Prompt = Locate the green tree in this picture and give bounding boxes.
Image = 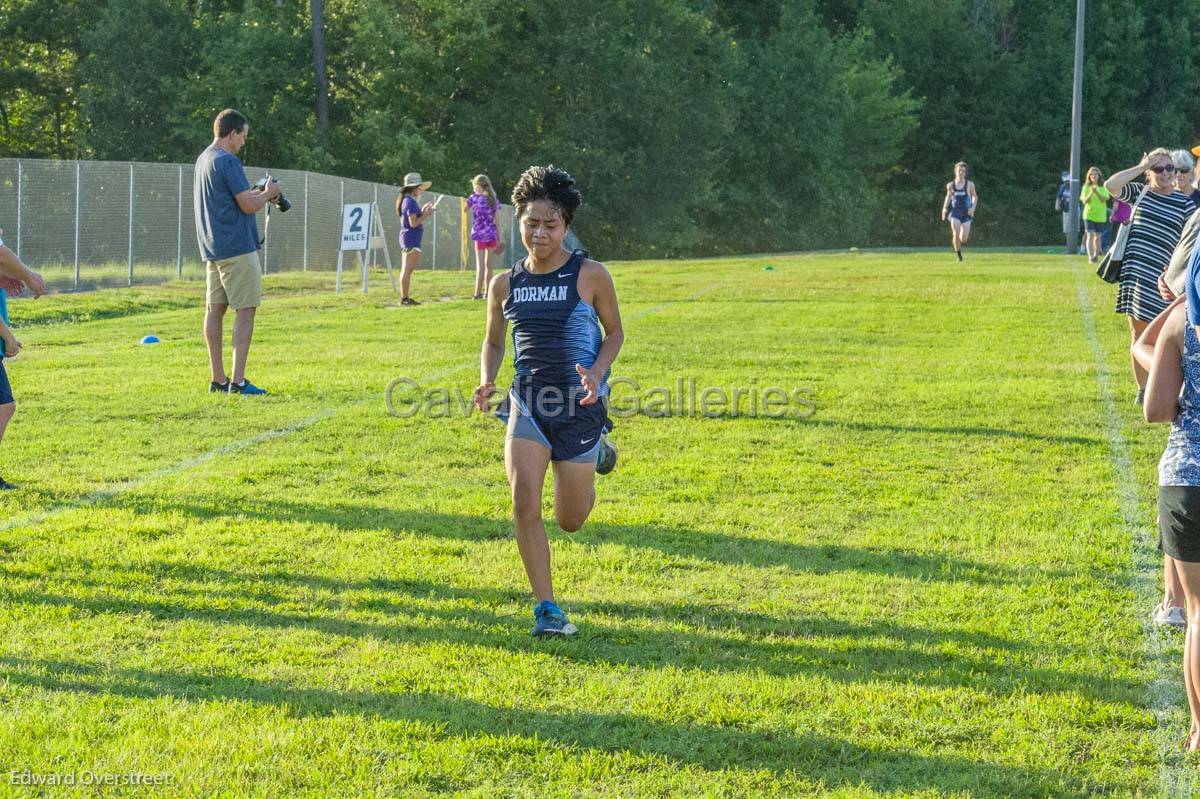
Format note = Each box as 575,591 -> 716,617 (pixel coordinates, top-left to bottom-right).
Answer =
710,1 -> 918,253
844,0 -> 1200,246
0,0 -> 97,157
7,0 -> 1195,254
78,0 -> 199,162
166,0 -> 327,171
344,0 -> 731,257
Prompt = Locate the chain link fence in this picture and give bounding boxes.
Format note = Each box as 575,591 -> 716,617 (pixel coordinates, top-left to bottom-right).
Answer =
0,158 -> 580,292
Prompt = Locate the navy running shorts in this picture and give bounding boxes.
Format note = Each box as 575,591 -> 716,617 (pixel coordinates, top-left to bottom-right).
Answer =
498,385 -> 609,462
0,361 -> 12,405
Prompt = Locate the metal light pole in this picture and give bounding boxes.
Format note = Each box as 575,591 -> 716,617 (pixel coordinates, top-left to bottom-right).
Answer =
1067,0 -> 1085,254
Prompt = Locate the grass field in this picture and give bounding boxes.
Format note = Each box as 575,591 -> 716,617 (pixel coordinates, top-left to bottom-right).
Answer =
0,250 -> 1190,797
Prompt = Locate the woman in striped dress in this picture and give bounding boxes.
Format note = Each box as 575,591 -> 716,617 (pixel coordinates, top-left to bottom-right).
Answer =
1107,148 -> 1196,403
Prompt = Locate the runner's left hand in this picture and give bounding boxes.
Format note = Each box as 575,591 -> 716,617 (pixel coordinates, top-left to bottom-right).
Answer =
576,364 -> 600,406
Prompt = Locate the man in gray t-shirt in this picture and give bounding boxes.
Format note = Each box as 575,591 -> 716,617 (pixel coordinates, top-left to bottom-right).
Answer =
195,109 -> 282,395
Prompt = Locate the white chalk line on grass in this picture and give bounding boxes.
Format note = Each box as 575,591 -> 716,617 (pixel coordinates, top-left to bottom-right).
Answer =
1071,263 -> 1191,796
2,280 -> 735,535
623,283 -> 723,323
0,405 -> 345,533
0,362 -> 473,534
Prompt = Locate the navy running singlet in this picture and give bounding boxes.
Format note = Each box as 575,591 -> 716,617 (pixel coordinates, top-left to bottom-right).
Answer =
949,181 -> 972,219
503,249 -> 609,401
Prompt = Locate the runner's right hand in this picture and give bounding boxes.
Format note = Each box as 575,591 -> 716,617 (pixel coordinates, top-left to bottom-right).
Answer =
473,382 -> 496,412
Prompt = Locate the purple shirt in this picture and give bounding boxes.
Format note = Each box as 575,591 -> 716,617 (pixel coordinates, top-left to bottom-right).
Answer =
399,195 -> 423,249
467,193 -> 499,243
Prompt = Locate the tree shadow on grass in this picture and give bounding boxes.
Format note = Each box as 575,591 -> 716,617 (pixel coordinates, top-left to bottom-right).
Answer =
117,495 -> 1085,591
631,413 -> 1103,447
0,654 -> 1092,797
0,557 -> 1142,707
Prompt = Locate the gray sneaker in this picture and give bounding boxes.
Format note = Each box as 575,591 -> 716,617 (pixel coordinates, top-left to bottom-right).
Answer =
1153,602 -> 1187,629
596,433 -> 618,476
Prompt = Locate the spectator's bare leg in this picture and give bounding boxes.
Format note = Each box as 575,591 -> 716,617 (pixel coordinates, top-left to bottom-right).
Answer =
0,402 -> 14,447
1177,560 -> 1200,750
231,306 -> 257,385
205,303 -> 228,383
401,249 -> 420,300
1130,316 -> 1150,389
1167,554 -> 1187,611
474,248 -> 486,297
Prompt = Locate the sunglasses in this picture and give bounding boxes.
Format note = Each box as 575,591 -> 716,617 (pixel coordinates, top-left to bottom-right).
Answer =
1179,168 -> 1193,174
1151,164 -> 1178,174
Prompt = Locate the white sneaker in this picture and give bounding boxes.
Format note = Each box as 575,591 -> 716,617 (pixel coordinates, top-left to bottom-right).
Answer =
1153,603 -> 1187,629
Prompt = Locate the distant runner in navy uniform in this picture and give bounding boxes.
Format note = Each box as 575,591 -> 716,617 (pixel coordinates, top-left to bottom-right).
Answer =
473,165 -> 624,638
941,161 -> 978,262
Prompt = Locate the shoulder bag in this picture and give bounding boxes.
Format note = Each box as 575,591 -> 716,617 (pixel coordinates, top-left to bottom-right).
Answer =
1097,183 -> 1150,283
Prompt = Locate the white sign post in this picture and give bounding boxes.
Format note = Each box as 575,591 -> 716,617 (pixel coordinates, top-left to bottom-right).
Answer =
336,202 -> 394,294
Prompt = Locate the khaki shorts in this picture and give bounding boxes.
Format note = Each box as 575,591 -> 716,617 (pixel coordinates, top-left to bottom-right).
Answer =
206,251 -> 262,309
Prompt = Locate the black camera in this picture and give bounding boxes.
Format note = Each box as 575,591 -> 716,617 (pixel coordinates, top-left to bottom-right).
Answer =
254,176 -> 292,213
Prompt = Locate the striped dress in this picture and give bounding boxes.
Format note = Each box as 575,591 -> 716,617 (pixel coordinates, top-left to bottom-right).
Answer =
1116,182 -> 1194,321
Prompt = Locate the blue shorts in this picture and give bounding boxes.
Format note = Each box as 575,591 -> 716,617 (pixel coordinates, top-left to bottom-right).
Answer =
1084,219 -> 1107,233
949,211 -> 972,223
498,386 -> 610,462
0,362 -> 11,405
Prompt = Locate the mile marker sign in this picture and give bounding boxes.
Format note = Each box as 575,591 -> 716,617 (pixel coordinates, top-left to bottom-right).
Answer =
340,203 -> 373,251
336,201 -> 395,294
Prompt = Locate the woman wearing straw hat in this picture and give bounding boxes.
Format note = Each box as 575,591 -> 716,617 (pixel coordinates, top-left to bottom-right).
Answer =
395,172 -> 439,306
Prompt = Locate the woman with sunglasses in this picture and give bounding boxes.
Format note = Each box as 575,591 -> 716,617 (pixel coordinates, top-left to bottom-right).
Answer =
1175,149 -> 1200,205
1106,148 -> 1197,403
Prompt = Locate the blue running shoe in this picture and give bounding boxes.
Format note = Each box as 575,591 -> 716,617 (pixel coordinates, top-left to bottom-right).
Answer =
595,433 -> 618,476
230,380 -> 268,396
531,600 -> 578,637
209,379 -> 230,393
